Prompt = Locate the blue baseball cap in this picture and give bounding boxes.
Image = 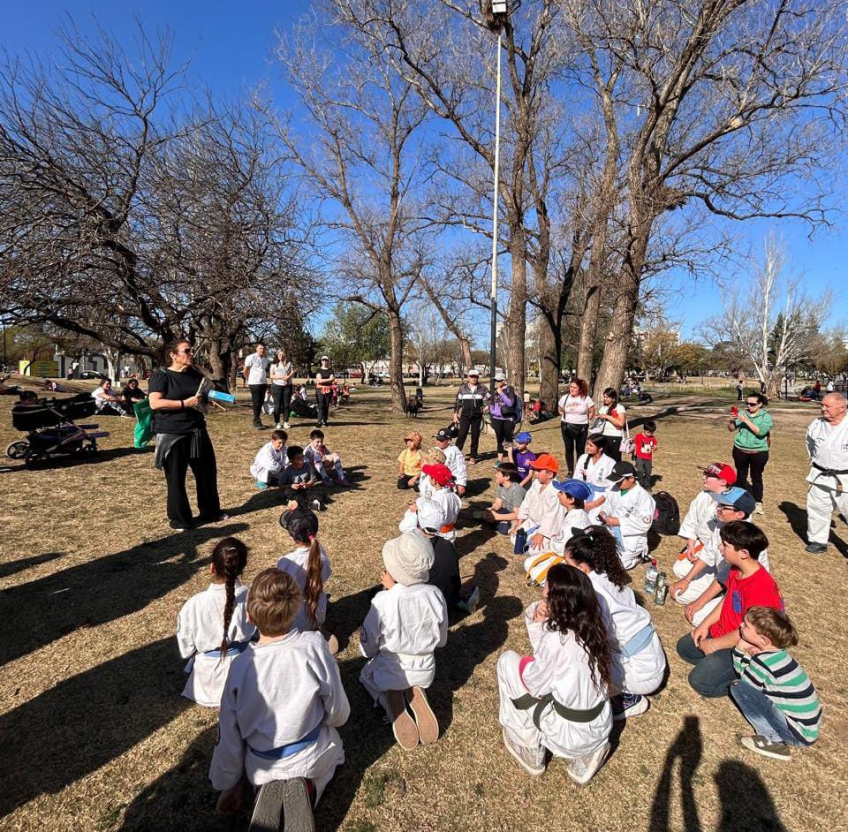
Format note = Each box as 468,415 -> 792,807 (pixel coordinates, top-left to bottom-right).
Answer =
552,479 -> 593,501
515,431 -> 532,443
710,486 -> 756,516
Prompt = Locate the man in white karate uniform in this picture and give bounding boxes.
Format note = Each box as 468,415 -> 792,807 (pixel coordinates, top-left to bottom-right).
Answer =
805,392 -> 848,554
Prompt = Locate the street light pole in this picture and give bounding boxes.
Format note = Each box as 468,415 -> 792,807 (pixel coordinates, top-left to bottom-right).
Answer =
490,28 -> 502,388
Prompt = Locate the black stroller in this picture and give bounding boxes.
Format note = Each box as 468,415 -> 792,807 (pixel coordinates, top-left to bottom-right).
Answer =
7,393 -> 110,465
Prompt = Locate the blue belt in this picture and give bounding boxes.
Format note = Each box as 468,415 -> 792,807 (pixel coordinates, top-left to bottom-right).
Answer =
248,724 -> 322,761
204,640 -> 250,659
618,623 -> 655,659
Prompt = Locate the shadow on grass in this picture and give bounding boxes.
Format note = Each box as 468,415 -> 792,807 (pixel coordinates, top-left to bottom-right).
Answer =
0,444 -> 152,474
649,716 -> 703,832
0,550 -> 65,579
0,637 -> 192,820
778,499 -> 848,558
714,760 -> 788,832
0,522 -> 248,669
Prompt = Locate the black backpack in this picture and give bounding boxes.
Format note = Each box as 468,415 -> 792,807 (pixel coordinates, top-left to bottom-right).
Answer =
652,491 -> 680,535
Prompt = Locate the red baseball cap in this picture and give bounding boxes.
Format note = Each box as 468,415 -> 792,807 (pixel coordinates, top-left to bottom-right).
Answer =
699,462 -> 737,485
529,453 -> 559,474
422,463 -> 453,486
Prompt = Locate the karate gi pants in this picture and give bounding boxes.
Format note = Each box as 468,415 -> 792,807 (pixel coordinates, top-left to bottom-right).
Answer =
806,481 -> 848,546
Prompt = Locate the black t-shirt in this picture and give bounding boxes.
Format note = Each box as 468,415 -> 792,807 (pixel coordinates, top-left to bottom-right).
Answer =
148,368 -> 206,434
315,368 -> 333,391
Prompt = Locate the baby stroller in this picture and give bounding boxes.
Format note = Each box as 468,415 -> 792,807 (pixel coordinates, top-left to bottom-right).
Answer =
7,393 -> 110,465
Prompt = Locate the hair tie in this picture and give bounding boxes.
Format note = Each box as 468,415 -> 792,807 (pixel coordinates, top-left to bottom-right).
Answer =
308,534 -> 315,542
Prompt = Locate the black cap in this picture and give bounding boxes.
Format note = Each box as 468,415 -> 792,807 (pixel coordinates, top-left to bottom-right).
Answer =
606,460 -> 638,484
433,428 -> 452,441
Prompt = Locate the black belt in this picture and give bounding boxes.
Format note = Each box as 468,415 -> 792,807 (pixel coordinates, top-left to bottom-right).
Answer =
812,462 -> 848,476
511,692 -> 605,730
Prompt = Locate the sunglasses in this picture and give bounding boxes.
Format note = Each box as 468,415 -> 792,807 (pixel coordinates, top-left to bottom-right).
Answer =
178,349 -> 193,354
746,402 -> 760,407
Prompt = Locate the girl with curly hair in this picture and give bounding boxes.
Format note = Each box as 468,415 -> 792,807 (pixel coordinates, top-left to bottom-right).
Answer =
177,537 -> 255,707
497,563 -> 613,785
564,527 -> 667,721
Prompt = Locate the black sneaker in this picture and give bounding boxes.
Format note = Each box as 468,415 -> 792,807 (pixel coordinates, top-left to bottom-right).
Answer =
738,734 -> 792,761
169,521 -> 192,532
805,542 -> 828,554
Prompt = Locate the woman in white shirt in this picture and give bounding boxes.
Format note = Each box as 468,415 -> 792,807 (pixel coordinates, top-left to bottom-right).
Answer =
558,378 -> 595,476
595,388 -> 627,462
269,349 -> 295,430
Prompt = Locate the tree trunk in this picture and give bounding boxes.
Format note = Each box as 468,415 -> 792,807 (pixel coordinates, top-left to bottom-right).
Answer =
386,305 -> 408,412
459,337 -> 472,373
538,313 -> 560,409
577,280 -> 601,381
506,228 -> 527,397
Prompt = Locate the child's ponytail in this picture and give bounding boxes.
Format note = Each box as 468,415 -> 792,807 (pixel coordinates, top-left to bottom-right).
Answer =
305,533 -> 324,628
566,526 -> 629,590
212,537 -> 249,658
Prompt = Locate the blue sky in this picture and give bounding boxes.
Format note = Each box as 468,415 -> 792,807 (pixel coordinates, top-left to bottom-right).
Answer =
3,1 -> 845,340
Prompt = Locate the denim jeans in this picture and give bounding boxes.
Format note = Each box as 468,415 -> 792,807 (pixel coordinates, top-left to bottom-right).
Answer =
676,633 -> 737,698
729,681 -> 806,746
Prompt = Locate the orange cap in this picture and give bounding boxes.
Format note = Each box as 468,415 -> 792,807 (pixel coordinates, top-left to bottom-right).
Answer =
529,453 -> 559,473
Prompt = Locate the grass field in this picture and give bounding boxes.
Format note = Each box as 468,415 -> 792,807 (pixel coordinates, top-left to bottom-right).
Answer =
0,382 -> 845,832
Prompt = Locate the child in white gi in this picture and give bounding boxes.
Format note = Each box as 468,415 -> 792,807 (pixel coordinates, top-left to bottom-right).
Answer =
177,536 -> 255,708
250,429 -> 289,489
513,454 -> 566,553
359,533 -> 448,751
564,528 -> 667,720
497,563 -> 613,784
574,434 -> 617,522
210,568 -> 349,826
433,428 -> 467,496
549,479 -> 592,554
411,463 -> 461,542
595,461 -> 655,569
304,429 -> 349,486
278,503 -> 338,654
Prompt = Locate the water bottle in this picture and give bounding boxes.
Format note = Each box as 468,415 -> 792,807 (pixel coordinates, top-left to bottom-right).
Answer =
654,572 -> 668,605
513,528 -> 528,555
644,559 -> 659,594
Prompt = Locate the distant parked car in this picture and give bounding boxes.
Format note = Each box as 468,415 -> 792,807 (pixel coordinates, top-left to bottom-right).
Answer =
79,370 -> 108,380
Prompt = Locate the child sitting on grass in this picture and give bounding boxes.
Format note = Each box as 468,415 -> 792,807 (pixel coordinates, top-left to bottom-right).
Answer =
359,533 -> 448,751
731,606 -> 821,761
177,537 -> 255,708
433,428 -> 467,496
210,568 -> 350,828
250,429 -> 289,489
279,446 -> 324,512
397,431 -> 424,489
480,463 -> 526,534
304,429 -> 349,486
632,420 -> 657,491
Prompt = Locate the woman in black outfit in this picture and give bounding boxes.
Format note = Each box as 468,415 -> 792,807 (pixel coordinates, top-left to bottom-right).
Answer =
148,340 -> 225,531
314,356 -> 335,427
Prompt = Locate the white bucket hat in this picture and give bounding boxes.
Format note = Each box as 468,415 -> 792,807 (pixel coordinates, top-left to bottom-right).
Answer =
382,533 -> 434,586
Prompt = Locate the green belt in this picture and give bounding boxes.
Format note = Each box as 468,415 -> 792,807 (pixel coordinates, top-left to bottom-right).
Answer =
511,692 -> 606,730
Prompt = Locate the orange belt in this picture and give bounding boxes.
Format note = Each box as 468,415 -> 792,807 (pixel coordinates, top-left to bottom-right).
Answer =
677,541 -> 704,561
440,523 -> 456,534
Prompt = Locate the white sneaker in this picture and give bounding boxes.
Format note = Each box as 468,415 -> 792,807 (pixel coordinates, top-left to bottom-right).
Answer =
464,586 -> 481,615
311,499 -> 322,512
755,502 -> 764,515
284,422 -> 290,430
502,728 -> 545,777
567,741 -> 610,786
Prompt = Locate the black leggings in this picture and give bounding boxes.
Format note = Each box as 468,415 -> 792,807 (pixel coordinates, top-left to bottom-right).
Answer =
560,423 -> 588,475
605,435 -> 623,462
733,446 -> 769,503
456,414 -> 483,458
271,384 -> 293,424
162,430 -> 220,527
491,418 -> 515,456
316,391 -> 332,424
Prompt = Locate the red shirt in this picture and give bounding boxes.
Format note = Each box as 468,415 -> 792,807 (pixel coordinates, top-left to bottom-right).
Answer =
710,565 -> 783,639
634,433 -> 657,460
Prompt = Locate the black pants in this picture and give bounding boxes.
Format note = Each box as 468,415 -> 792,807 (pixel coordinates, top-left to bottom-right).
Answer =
456,414 -> 483,458
733,446 -> 769,502
316,391 -> 332,425
163,431 -> 220,528
605,435 -> 623,462
249,384 -> 267,425
560,423 -> 588,474
491,418 -> 515,456
397,474 -> 417,490
271,384 -> 293,424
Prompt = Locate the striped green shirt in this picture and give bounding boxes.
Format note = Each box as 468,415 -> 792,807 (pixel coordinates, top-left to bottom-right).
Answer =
733,648 -> 821,743
733,409 -> 773,452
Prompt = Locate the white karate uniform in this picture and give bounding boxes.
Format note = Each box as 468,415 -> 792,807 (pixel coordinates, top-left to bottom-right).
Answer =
359,583 -> 448,709
250,441 -> 288,484
673,495 -> 723,605
277,545 -> 333,632
573,453 -> 617,522
443,444 -> 467,489
432,488 -> 462,541
550,508 -> 592,555
805,415 -> 848,545
516,480 -> 566,550
399,497 -> 446,535
678,490 -> 719,546
177,582 -> 256,708
498,601 -> 611,760
588,571 -> 666,695
602,484 -> 656,569
209,631 -> 349,801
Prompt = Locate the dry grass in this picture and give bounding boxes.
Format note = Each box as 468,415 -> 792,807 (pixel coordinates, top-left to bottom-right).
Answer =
0,382 -> 844,832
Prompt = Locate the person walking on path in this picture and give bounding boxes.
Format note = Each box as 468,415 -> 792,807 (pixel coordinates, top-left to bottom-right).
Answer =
558,378 -> 595,476
270,349 -> 295,430
728,392 -> 772,516
453,369 -> 490,465
148,340 -> 225,532
314,356 -> 335,427
489,373 -> 520,463
804,392 -> 848,554
243,344 -> 271,430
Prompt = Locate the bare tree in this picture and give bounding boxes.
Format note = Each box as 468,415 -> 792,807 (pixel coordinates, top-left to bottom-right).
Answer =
701,236 -> 830,397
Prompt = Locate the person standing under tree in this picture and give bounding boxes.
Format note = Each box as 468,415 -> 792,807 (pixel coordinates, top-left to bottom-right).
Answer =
488,373 -> 520,464
558,378 -> 595,476
270,348 -> 295,430
243,344 -> 271,430
148,340 -> 225,532
804,392 -> 848,554
728,392 -> 772,516
453,369 -> 490,465
315,356 -> 335,427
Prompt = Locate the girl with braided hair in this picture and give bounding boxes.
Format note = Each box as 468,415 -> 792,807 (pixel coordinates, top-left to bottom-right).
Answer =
277,502 -> 338,654
177,536 -> 254,707
564,527 -> 667,721
497,563 -> 613,785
